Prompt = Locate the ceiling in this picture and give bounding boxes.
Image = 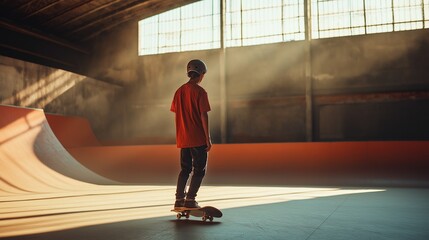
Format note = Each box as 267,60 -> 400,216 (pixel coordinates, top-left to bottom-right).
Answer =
0,0 -> 195,44
0,0 -> 196,73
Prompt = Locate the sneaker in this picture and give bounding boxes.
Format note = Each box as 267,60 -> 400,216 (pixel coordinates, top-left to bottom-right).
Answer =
184,199 -> 201,209
174,199 -> 185,210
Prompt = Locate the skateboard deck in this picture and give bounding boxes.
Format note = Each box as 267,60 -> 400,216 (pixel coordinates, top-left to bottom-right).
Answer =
171,206 -> 222,222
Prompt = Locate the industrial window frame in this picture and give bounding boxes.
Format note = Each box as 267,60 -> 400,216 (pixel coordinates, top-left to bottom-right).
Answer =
138,0 -> 221,56
138,0 -> 429,56
224,0 -> 306,47
312,0 -> 429,39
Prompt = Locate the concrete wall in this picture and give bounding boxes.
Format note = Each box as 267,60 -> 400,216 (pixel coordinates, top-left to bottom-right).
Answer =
85,22 -> 140,86
0,55 -> 122,139
5,19 -> 424,144
225,41 -> 308,142
84,24 -> 429,143
312,30 -> 429,141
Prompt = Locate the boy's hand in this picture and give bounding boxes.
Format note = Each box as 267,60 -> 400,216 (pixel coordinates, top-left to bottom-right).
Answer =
205,139 -> 212,152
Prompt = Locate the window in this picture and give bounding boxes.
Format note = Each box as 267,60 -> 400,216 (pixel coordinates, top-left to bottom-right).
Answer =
181,0 -> 221,51
426,0 -> 429,27
225,0 -> 305,47
312,0 -> 366,38
139,0 -> 429,55
392,0 -> 424,31
138,0 -> 220,56
312,0 -> 429,39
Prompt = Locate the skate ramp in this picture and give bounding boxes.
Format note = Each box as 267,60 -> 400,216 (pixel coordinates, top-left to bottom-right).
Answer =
30,105 -> 429,187
49,113 -> 429,187
0,105 -> 114,186
45,113 -> 101,148
0,104 -> 180,238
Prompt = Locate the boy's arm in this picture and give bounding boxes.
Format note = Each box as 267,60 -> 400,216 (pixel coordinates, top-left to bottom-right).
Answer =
201,111 -> 212,152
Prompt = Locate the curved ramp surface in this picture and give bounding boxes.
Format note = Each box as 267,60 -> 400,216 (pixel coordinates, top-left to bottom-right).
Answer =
0,104 -> 177,238
46,113 -> 101,148
0,105 -> 113,185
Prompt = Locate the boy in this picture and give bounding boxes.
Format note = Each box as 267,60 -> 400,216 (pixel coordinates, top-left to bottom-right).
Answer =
170,59 -> 212,210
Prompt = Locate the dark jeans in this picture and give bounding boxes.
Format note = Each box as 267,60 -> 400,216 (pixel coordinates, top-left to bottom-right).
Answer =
175,145 -> 207,200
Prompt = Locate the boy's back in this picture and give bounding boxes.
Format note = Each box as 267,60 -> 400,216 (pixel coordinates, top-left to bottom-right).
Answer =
171,82 -> 211,148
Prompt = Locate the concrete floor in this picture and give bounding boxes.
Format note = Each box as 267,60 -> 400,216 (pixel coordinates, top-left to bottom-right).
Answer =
2,187 -> 428,240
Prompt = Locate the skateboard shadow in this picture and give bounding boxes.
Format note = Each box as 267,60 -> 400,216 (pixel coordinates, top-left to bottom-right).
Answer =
170,219 -> 222,226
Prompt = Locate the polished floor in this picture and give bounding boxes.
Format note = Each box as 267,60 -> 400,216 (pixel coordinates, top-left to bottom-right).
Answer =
2,186 -> 428,240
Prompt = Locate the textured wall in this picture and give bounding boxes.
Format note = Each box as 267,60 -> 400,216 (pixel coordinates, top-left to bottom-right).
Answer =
225,41 -> 308,142
75,24 -> 429,143
312,30 -> 429,140
0,55 -> 122,139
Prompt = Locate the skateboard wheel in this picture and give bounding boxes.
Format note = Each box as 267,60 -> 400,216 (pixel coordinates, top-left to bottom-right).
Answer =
209,216 -> 214,222
176,213 -> 182,219
202,216 -> 208,222
185,212 -> 190,219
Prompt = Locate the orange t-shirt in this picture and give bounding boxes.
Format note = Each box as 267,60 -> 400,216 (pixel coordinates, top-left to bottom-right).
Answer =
171,82 -> 211,148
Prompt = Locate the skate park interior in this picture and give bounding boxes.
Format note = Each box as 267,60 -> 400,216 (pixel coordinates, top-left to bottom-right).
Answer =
1,1 -> 429,239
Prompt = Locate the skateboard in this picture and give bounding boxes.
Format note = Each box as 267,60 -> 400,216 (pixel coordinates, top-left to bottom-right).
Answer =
171,206 -> 222,222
